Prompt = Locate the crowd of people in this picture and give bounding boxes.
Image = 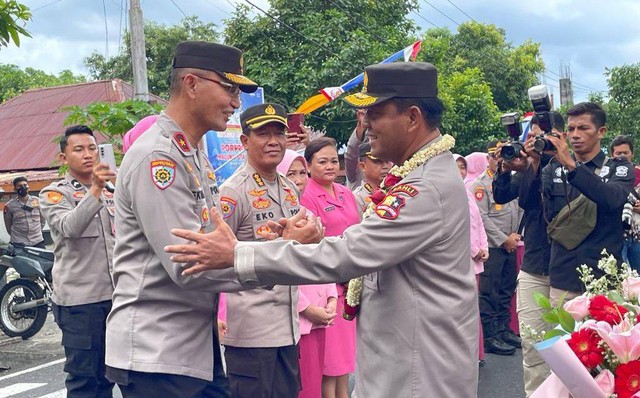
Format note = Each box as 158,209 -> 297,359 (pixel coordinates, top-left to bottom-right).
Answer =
4,38 -> 639,398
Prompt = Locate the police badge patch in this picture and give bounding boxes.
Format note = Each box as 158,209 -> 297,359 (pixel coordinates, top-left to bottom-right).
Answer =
150,160 -> 176,190
616,166 -> 629,177
375,194 -> 406,220
220,196 -> 237,219
46,191 -> 64,204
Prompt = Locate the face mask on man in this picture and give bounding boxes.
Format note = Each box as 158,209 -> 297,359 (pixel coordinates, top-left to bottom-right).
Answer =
16,186 -> 29,197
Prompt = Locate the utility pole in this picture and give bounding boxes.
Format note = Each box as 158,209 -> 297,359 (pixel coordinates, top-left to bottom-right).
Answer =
129,0 -> 149,101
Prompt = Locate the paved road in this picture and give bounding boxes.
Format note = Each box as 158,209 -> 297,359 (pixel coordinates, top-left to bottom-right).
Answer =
0,314 -> 526,397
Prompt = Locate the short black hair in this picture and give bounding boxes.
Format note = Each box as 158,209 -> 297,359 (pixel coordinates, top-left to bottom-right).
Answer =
610,135 -> 634,154
393,97 -> 445,130
531,111 -> 565,132
566,102 -> 606,129
60,125 -> 94,152
304,137 -> 337,164
12,176 -> 27,187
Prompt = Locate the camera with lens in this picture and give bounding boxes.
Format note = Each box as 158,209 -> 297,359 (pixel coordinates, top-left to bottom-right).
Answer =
623,192 -> 639,230
499,112 -> 525,161
528,84 -> 560,152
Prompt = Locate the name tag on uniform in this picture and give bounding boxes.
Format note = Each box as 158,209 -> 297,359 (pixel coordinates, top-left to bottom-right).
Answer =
324,205 -> 336,212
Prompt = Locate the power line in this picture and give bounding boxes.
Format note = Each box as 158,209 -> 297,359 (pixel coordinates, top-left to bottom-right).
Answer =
239,0 -> 362,70
168,0 -> 188,18
444,0 -> 478,23
422,0 -> 461,26
32,0 -> 65,12
117,0 -> 124,53
325,0 -> 390,48
412,11 -> 440,28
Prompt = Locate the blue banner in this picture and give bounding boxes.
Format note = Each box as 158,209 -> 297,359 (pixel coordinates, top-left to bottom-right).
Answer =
205,88 -> 264,184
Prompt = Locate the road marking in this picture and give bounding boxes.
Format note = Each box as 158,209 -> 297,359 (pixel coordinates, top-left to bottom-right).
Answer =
38,389 -> 66,398
0,382 -> 47,396
0,358 -> 64,381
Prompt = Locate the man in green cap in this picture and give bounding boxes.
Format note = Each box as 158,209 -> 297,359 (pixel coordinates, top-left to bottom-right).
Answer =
165,62 -> 479,398
105,41 -> 258,397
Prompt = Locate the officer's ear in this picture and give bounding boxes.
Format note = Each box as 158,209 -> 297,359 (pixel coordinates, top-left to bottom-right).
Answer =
240,132 -> 250,150
58,152 -> 67,165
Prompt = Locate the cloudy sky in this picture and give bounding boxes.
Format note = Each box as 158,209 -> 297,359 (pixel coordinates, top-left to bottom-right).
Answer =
1,0 -> 639,104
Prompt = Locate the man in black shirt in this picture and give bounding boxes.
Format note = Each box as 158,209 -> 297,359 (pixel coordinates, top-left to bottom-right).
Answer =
493,112 -> 563,396
536,103 -> 633,302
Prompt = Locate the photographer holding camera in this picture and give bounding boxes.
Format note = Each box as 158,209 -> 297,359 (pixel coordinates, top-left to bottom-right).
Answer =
537,103 -> 634,304
493,110 -> 564,396
610,135 -> 640,271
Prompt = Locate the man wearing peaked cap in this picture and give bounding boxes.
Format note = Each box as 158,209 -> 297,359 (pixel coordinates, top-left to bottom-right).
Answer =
218,102 -> 304,397
240,103 -> 288,133
165,62 -> 479,398
105,41 -> 261,397
351,142 -> 392,213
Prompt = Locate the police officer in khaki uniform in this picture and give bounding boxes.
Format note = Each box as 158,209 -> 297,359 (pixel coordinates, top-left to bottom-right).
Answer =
4,176 -> 46,248
471,140 -> 522,356
351,142 -> 391,213
220,103 -> 301,398
40,125 -> 117,398
167,62 -> 480,398
104,41 -> 258,398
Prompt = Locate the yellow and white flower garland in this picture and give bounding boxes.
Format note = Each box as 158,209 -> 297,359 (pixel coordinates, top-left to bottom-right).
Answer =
346,134 -> 456,311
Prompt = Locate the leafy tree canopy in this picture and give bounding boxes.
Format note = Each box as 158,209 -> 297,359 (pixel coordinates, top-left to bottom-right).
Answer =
0,63 -> 86,103
0,0 -> 31,49
83,16 -> 219,99
224,0 -> 419,145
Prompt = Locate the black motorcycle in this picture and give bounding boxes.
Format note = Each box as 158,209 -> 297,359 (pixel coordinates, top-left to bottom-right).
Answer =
0,244 -> 54,339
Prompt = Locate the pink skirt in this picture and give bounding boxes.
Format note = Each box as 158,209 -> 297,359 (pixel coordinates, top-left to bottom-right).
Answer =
298,328 -> 326,398
323,285 -> 356,376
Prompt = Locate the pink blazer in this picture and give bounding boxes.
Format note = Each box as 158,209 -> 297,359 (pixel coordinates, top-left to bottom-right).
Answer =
467,189 -> 488,274
297,284 -> 339,335
301,179 -> 361,237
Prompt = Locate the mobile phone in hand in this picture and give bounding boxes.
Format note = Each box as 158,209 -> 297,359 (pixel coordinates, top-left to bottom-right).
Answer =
287,113 -> 305,135
98,144 -> 117,173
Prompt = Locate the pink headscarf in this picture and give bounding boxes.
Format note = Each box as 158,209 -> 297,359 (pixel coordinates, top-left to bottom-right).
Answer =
122,115 -> 158,153
277,149 -> 307,175
464,152 -> 488,186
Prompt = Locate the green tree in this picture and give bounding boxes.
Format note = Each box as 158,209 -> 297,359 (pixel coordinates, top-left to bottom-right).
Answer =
439,68 -> 501,154
63,99 -> 164,158
84,16 -> 219,98
604,63 -> 640,152
224,1 -> 419,145
0,0 -> 31,48
422,22 -> 544,112
0,63 -> 86,102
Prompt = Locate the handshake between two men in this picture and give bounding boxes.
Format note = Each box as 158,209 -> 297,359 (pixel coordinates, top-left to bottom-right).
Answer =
165,207 -> 325,275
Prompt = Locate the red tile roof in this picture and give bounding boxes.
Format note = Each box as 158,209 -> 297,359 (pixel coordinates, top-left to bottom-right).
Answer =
0,79 -> 166,172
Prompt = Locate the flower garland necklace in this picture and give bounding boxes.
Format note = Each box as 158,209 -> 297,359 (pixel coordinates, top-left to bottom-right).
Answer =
344,134 -> 456,319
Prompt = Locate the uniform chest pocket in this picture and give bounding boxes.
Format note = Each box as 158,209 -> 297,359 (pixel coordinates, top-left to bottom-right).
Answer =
363,272 -> 379,292
251,208 -> 278,240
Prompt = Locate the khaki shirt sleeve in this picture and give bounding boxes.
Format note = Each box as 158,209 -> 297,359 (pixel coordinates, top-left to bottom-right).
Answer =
219,185 -> 244,235
345,128 -> 363,189
126,153 -> 240,292
39,188 -> 104,239
3,205 -> 12,235
472,180 -> 507,248
235,173 -> 455,286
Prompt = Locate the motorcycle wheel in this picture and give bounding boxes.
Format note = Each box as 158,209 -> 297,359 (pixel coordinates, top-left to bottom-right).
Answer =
0,279 -> 48,340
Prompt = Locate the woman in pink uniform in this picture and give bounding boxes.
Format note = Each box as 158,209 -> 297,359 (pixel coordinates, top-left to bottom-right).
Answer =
455,154 -> 489,366
301,138 -> 360,398
278,149 -> 339,398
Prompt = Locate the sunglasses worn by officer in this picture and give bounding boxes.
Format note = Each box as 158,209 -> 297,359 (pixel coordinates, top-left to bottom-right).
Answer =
185,73 -> 241,98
